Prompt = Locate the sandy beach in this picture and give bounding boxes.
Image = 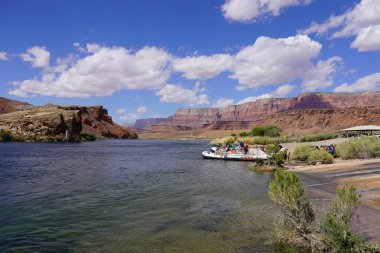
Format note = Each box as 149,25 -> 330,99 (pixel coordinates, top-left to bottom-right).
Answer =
289,157 -> 380,242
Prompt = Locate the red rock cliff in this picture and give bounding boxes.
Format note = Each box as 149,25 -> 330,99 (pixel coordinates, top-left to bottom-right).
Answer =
156,92 -> 380,128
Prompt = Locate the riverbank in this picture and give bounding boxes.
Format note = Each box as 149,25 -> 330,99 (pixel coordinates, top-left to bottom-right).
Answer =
290,158 -> 380,243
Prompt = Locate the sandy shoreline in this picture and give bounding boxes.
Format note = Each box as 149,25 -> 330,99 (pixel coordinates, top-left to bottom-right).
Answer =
289,158 -> 380,242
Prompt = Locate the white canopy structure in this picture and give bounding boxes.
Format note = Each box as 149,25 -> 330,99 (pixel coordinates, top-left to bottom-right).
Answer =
339,125 -> 380,137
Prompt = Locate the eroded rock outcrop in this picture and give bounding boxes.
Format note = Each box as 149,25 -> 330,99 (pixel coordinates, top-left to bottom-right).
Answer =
59,105 -> 138,139
0,102 -> 137,141
0,105 -> 82,141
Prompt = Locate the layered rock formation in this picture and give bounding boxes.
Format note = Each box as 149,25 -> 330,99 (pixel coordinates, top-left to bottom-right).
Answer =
154,92 -> 380,129
0,105 -> 82,141
0,100 -> 137,141
159,108 -> 224,128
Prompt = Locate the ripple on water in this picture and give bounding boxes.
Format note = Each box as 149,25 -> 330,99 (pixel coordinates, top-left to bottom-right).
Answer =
0,140 -> 275,252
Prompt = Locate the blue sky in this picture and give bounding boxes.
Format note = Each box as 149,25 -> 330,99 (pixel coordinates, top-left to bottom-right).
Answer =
1,0 -> 380,123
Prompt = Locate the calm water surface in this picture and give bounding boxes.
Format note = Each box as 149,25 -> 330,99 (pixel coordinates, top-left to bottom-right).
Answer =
0,140 -> 276,252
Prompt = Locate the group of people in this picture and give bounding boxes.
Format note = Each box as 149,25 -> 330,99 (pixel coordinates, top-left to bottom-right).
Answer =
313,144 -> 336,156
224,141 -> 250,154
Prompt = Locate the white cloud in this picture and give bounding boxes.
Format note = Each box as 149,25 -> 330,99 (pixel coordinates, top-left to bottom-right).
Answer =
211,97 -> 235,108
136,106 -> 148,113
116,108 -> 126,114
333,73 -> 380,93
119,105 -> 148,122
351,25 -> 380,51
156,83 -> 209,106
172,54 -> 233,80
231,35 -> 322,90
237,93 -> 272,104
0,51 -> 8,61
237,84 -> 295,104
20,46 -> 50,68
303,0 -> 380,52
272,84 -> 295,97
302,56 -> 343,91
10,45 -> 172,97
221,0 -> 312,22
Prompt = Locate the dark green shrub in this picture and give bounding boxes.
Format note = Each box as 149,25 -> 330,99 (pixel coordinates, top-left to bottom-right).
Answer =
251,125 -> 282,137
0,130 -> 13,142
264,125 -> 282,137
251,126 -> 265,136
238,131 -> 250,137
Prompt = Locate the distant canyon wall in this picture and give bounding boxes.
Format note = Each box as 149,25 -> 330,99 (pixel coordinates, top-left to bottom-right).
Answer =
151,92 -> 380,129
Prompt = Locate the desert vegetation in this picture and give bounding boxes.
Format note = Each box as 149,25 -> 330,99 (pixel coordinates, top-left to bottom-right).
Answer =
336,137 -> 380,159
269,169 -> 380,253
212,132 -> 338,146
290,146 -> 333,165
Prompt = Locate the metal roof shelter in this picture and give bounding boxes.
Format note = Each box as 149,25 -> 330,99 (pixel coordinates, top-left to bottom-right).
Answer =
339,125 -> 380,137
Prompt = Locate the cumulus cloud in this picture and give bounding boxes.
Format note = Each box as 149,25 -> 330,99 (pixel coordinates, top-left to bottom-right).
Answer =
237,84 -> 295,104
136,106 -> 148,113
237,93 -> 272,104
116,108 -> 126,114
302,0 -> 380,52
272,84 -> 296,97
351,25 -> 380,52
119,106 -> 148,121
172,54 -> 233,80
0,51 -> 8,61
20,46 -> 50,68
221,0 -> 312,22
156,83 -> 209,106
333,73 -> 380,93
231,35 -> 322,90
10,45 -> 172,97
211,97 -> 235,108
302,56 -> 343,91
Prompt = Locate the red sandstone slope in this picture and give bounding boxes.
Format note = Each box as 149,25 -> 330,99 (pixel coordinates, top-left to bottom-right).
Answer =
0,97 -> 32,114
258,105 -> 380,135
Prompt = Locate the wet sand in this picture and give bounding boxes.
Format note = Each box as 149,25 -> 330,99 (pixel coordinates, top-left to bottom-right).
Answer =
291,158 -> 380,243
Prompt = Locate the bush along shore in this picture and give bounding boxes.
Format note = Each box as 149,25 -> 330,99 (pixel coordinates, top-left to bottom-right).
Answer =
269,169 -> 380,253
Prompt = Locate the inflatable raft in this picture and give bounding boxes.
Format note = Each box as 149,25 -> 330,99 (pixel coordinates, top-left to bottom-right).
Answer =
202,147 -> 268,161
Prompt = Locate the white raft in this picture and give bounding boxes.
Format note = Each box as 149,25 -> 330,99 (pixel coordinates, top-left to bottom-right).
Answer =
202,147 -> 268,161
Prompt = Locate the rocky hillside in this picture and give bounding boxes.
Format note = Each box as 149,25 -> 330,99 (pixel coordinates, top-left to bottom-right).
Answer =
0,100 -> 137,141
258,105 -> 380,135
154,92 -> 380,129
0,97 -> 33,114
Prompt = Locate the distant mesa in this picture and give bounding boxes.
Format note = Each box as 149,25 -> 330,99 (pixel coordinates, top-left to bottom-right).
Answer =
0,97 -> 137,141
131,118 -> 166,129
134,92 -> 380,136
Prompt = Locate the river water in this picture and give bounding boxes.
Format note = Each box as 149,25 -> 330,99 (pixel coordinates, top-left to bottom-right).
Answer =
0,140 -> 276,252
